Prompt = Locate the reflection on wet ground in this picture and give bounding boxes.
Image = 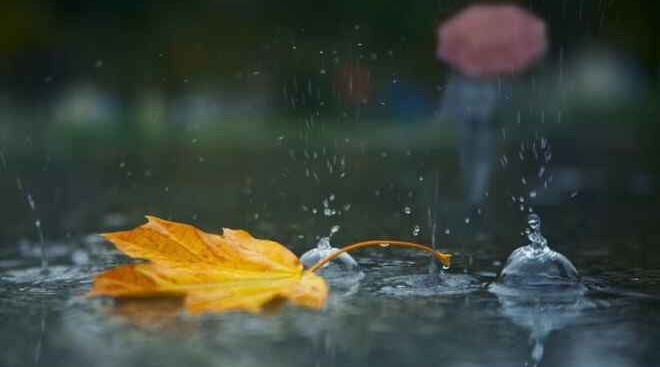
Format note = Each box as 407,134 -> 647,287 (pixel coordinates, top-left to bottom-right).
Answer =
1,115 -> 659,366
1,238 -> 658,367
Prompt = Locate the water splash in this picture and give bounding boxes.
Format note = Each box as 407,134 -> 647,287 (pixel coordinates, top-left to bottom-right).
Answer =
378,272 -> 480,297
489,214 -> 589,367
299,226 -> 358,269
526,213 -> 547,251
495,213 -> 579,287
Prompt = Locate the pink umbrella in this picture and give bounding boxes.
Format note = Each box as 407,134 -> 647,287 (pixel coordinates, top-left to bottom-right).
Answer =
437,4 -> 547,78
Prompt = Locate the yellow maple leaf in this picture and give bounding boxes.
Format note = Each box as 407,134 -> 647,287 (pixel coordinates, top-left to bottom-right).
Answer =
89,216 -> 451,315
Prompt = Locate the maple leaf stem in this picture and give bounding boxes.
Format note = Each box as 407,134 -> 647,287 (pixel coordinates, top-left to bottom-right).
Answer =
306,240 -> 451,273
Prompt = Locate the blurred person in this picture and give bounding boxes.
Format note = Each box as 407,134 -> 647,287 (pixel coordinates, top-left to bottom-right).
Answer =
436,4 -> 547,207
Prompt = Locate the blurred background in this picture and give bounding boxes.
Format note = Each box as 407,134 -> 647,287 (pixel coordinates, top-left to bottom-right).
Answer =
1,0 -> 659,267
2,2 -> 660,367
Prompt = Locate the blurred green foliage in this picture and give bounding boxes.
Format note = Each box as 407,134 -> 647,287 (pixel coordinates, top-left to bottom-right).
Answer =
0,0 -> 657,94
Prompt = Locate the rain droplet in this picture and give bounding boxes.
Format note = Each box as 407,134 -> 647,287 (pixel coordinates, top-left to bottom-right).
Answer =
538,166 -> 546,178
27,195 -> 36,210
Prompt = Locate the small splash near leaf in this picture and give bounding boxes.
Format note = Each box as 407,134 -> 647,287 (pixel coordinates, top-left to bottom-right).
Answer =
89,216 -> 451,316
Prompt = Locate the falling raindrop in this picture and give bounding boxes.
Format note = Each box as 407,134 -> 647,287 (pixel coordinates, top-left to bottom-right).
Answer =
538,166 -> 546,178
15,177 -> 49,274
34,219 -> 47,274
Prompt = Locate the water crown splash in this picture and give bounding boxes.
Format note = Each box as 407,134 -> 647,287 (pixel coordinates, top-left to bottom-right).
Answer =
300,226 -> 358,269
496,213 -> 578,287
490,214 -> 588,367
526,213 -> 547,251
